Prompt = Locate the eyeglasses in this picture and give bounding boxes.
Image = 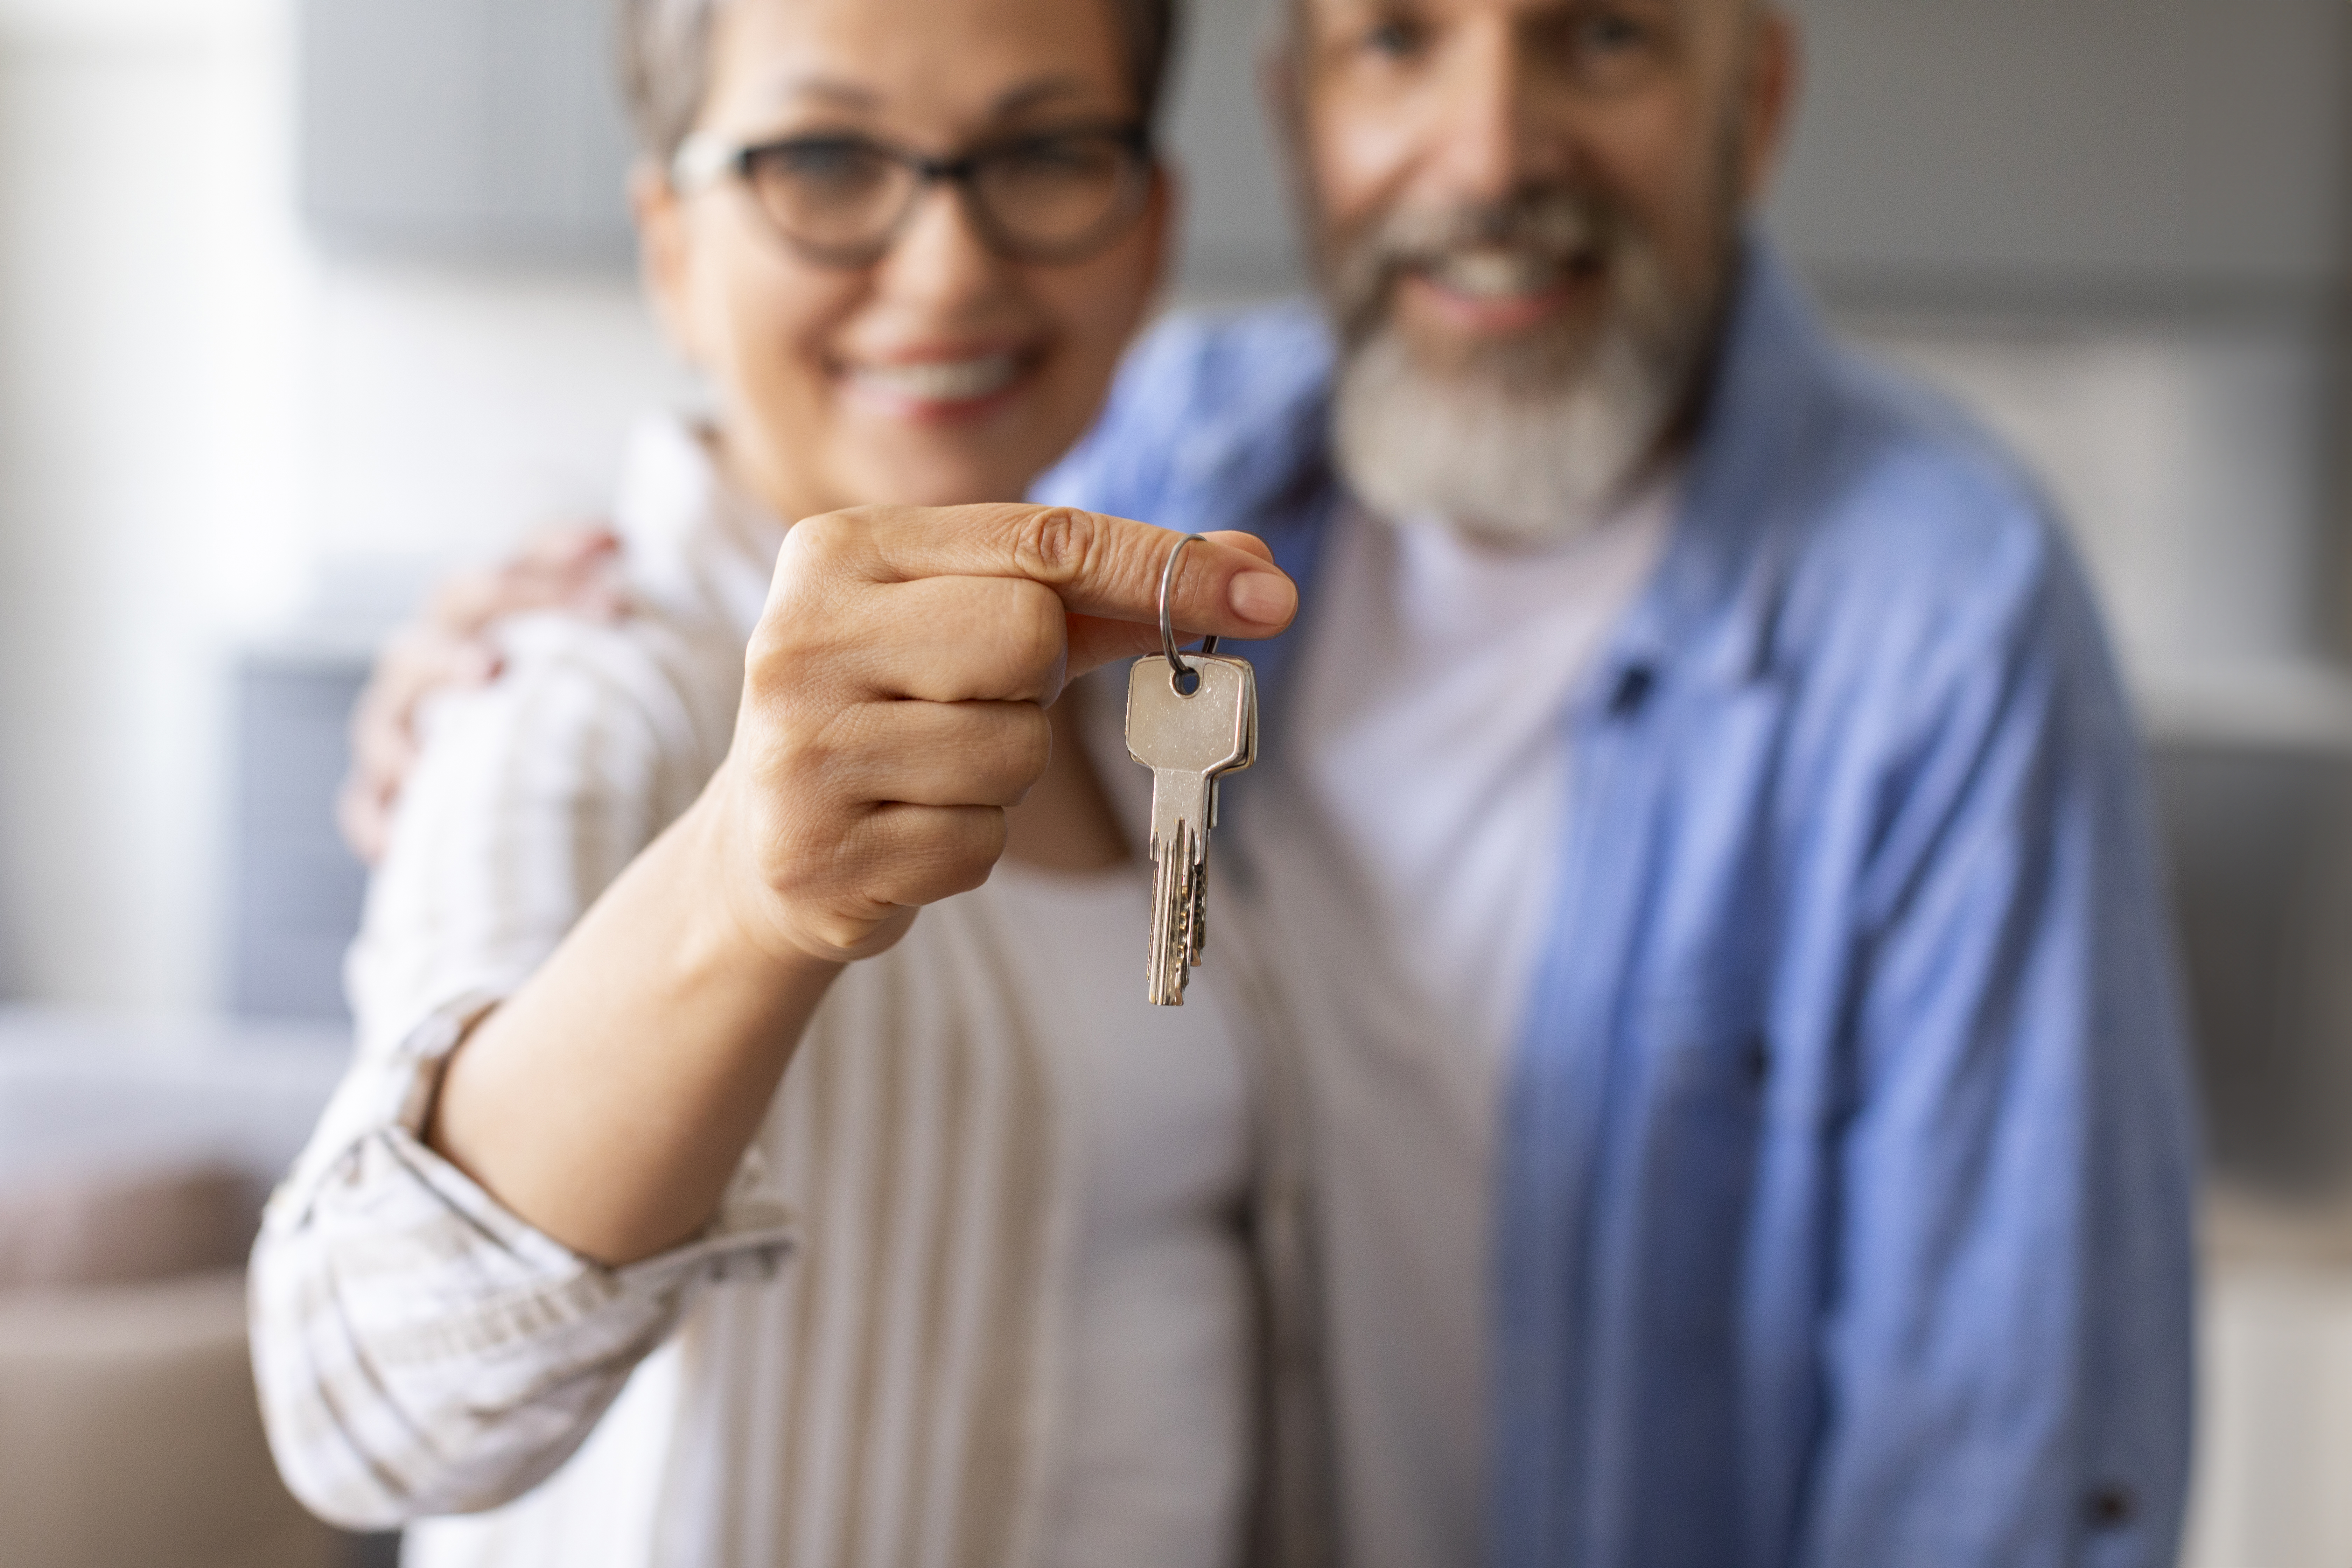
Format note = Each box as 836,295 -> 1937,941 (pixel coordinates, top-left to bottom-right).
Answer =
671,122 -> 1156,269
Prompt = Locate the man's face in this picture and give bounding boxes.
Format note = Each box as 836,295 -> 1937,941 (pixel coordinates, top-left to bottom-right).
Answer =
1288,0 -> 1792,544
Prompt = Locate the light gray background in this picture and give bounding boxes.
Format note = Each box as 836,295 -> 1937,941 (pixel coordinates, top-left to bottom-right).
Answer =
298,0 -> 2352,307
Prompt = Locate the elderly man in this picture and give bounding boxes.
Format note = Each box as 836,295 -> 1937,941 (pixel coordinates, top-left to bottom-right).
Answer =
350,0 -> 2197,1564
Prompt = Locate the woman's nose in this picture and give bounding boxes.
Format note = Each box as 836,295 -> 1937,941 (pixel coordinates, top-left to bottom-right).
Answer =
872,180 -> 1008,307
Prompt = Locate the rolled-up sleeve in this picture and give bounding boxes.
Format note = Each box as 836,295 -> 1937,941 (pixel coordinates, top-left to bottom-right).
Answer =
251,997 -> 795,1527
248,616 -> 784,1528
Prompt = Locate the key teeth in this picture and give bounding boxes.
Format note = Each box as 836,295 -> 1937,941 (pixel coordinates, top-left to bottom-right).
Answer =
1189,862 -> 1208,967
1146,821 -> 1200,1006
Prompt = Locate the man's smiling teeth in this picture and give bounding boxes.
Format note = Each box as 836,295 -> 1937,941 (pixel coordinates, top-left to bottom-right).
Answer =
852,354 -> 1021,402
1426,249 -> 1574,299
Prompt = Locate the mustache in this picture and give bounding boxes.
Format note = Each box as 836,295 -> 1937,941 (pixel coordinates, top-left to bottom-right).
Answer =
1326,188 -> 1623,338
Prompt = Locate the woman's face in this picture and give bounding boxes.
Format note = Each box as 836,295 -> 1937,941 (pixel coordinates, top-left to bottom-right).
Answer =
639,0 -> 1170,522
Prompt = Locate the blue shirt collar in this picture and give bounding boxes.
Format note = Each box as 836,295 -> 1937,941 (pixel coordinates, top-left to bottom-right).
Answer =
1589,244 -> 1841,714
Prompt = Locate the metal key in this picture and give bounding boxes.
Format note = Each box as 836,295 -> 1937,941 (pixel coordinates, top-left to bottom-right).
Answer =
1127,651 -> 1256,1004
1125,534 -> 1260,1006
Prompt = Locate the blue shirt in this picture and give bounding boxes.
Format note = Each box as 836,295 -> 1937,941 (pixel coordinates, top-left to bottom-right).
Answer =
1041,246 -> 2199,1568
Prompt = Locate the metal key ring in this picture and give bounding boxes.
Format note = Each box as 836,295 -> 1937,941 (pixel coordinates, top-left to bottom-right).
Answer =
1158,533 -> 1220,679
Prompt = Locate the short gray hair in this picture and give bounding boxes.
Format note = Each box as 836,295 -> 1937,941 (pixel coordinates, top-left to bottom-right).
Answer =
618,0 -> 1181,164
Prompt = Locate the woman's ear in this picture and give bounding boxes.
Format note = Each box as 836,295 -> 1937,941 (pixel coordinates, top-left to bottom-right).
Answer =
631,160 -> 704,363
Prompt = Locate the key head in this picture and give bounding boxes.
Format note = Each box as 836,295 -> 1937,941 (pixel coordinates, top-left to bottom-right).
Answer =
1126,654 -> 1256,776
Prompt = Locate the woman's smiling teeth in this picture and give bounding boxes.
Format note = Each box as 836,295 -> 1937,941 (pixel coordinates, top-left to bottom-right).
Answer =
849,353 -> 1024,405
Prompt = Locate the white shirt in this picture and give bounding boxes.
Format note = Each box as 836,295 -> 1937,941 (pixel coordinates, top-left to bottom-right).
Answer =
1238,492 -> 1673,1568
990,864 -> 1258,1568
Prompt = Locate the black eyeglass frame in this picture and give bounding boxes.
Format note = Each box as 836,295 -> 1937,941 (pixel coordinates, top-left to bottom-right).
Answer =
671,121 -> 1159,269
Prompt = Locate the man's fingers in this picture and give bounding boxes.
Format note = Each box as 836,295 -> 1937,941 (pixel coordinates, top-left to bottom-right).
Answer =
339,525 -> 628,867
336,774 -> 394,866
516,525 -> 621,573
337,626 -> 500,863
369,629 -> 496,743
427,567 -> 509,638
341,665 -> 425,865
787,506 -> 1296,673
429,526 -> 628,634
511,548 -> 628,622
349,693 -> 418,786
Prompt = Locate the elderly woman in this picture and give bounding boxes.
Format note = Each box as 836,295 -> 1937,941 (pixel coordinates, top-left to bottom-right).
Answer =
248,0 -> 1310,1564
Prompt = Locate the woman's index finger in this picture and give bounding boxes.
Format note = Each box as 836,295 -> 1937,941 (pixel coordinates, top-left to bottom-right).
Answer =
819,504 -> 1297,643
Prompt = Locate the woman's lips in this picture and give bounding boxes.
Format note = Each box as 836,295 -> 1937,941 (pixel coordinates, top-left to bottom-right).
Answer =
838,351 -> 1036,422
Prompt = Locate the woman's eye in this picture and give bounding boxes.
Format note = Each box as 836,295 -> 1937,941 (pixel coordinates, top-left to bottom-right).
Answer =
772,141 -> 888,189
1003,138 -> 1113,177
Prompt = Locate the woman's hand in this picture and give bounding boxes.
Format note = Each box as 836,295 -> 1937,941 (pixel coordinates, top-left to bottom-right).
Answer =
426,504 -> 1289,1264
699,503 -> 1296,968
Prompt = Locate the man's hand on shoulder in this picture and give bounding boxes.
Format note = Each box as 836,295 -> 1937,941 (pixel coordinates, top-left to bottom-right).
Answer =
339,525 -> 629,864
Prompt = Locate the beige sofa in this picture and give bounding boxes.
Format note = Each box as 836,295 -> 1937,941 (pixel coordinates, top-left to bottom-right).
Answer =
0,1272 -> 340,1568
0,1011 -> 357,1568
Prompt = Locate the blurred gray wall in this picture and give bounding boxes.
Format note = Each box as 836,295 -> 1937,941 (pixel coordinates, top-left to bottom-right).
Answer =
301,0 -> 639,261
297,0 -> 2352,307
1771,0 -> 2352,312
1159,0 -> 1302,301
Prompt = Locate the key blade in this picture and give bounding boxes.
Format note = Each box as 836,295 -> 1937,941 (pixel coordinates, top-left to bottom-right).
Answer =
1147,827 -> 1195,1006
1150,767 -> 1213,863
1144,767 -> 1211,1006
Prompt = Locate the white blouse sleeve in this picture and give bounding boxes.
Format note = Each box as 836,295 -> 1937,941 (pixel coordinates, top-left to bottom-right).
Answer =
248,617 -> 792,1530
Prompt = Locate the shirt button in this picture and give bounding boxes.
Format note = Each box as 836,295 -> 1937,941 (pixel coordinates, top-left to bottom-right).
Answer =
2084,1484 -> 2136,1529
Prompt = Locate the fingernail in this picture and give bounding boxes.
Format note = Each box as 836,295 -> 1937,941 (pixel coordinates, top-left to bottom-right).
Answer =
1228,570 -> 1295,626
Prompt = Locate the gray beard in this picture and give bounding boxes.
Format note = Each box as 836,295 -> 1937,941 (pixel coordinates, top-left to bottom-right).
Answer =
1317,179 -> 1723,549
1330,308 -> 1688,548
